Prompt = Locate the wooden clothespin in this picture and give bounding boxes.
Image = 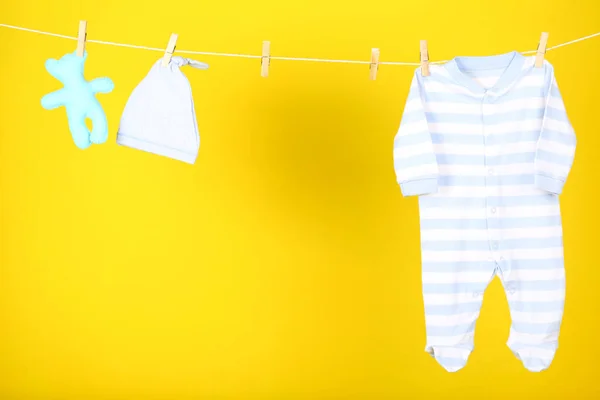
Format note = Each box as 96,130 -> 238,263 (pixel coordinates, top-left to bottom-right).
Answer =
162,33 -> 178,67
420,40 -> 430,76
76,20 -> 87,57
261,41 -> 271,78
535,32 -> 549,68
369,48 -> 380,80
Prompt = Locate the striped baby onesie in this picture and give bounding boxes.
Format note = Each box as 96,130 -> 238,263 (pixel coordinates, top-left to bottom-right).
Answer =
393,51 -> 576,372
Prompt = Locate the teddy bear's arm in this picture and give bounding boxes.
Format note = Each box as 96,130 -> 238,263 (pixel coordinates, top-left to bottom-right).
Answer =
41,89 -> 68,110
89,77 -> 114,94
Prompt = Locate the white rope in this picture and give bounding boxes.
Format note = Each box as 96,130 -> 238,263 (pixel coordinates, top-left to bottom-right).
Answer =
1,22 -> 598,65
87,39 -> 164,53
0,23 -> 78,40
547,31 -> 600,51
271,56 -> 370,64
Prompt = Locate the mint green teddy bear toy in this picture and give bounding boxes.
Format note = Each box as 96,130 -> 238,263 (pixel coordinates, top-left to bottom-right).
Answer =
42,51 -> 114,149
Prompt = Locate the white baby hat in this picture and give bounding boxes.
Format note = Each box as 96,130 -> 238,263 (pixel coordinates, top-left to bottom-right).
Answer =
117,56 -> 208,164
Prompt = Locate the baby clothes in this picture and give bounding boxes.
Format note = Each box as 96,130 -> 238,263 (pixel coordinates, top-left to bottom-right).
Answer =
393,51 -> 576,372
117,56 -> 208,164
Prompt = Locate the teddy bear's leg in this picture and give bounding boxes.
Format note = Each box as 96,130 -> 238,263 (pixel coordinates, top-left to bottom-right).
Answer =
67,111 -> 92,150
87,103 -> 109,145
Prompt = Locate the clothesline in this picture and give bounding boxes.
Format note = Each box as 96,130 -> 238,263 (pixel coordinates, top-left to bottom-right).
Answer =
1,22 -> 599,66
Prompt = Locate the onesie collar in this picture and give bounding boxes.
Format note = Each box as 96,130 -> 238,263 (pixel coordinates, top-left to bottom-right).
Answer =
444,51 -> 526,95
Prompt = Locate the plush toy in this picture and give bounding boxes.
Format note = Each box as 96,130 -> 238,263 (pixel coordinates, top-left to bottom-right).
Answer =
41,51 -> 114,149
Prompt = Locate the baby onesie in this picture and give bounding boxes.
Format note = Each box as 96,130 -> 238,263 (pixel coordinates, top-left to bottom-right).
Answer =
393,51 -> 576,372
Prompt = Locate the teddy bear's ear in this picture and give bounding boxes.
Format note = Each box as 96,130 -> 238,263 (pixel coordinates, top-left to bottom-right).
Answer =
44,59 -> 59,74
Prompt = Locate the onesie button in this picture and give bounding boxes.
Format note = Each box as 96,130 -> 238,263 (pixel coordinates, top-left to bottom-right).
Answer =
491,207 -> 497,214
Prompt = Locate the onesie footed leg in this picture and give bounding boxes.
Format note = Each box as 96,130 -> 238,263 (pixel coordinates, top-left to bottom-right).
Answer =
501,267 -> 565,372
87,105 -> 109,144
507,336 -> 558,372
422,265 -> 491,373
426,345 -> 472,372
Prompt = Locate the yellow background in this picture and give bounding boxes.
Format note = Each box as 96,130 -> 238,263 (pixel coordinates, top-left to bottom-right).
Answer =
0,0 -> 599,398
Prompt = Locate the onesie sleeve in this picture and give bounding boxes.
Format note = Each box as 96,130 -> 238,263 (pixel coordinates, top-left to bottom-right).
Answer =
534,67 -> 577,195
393,70 -> 439,196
